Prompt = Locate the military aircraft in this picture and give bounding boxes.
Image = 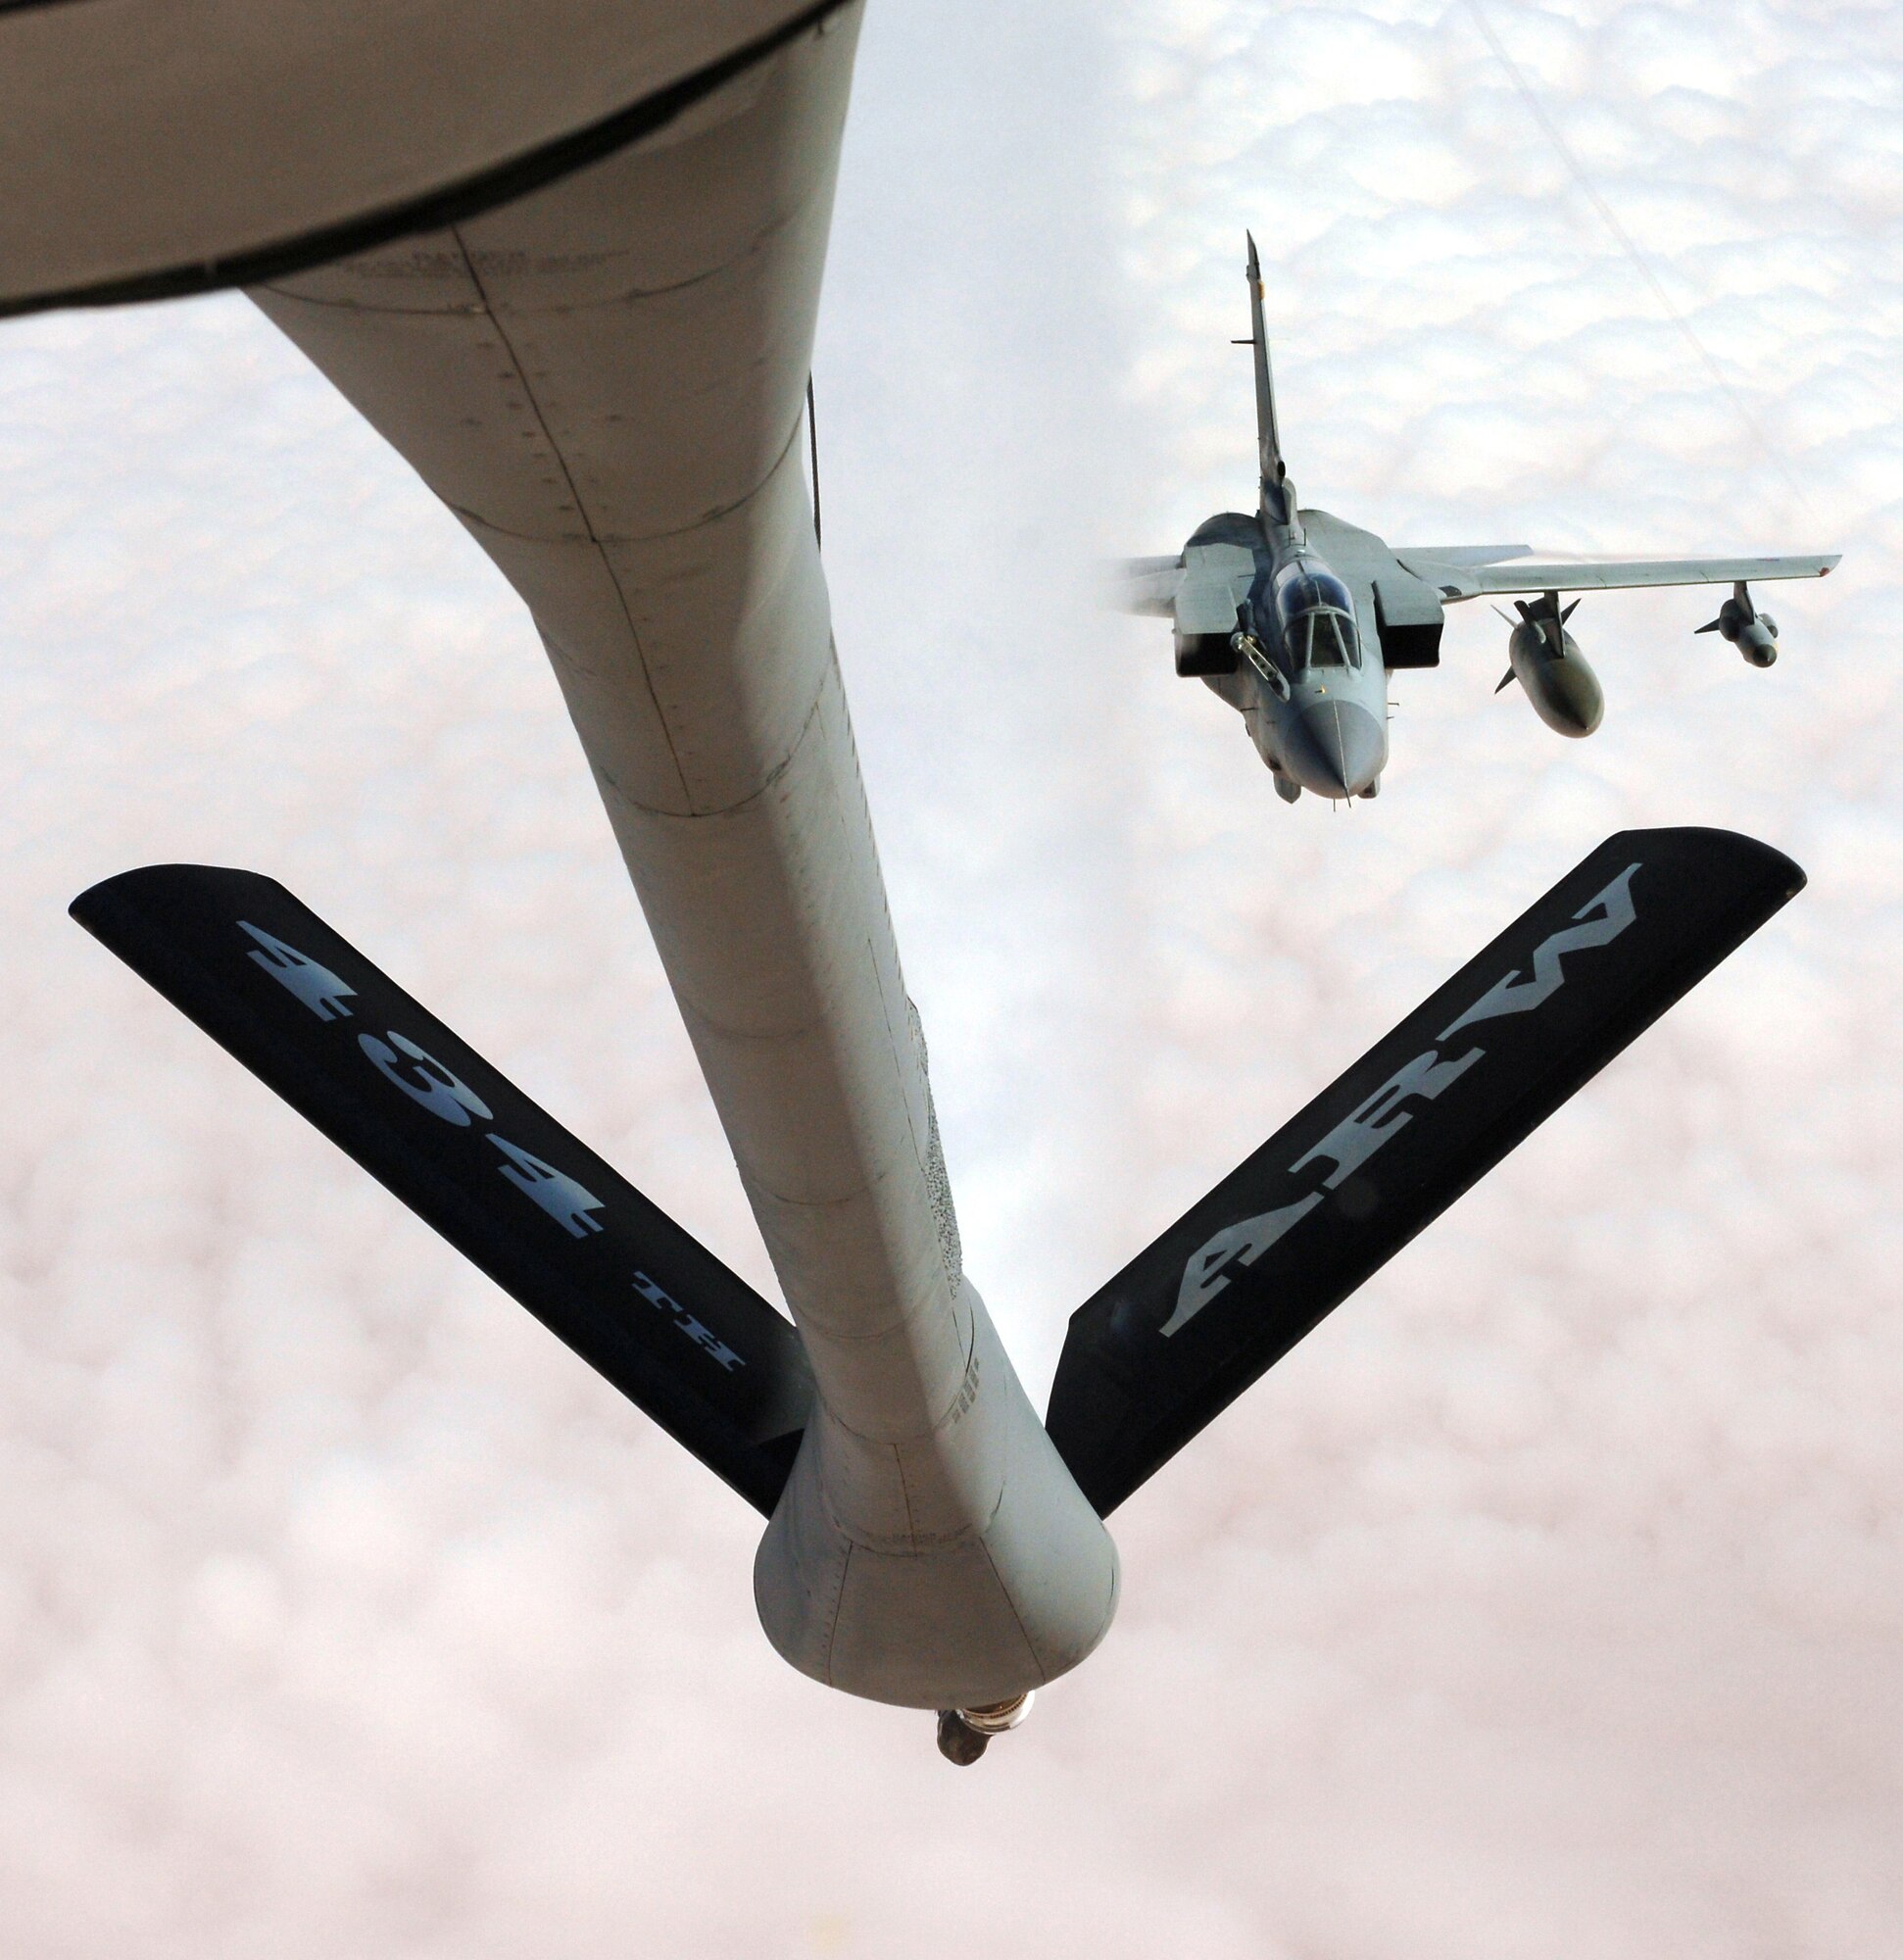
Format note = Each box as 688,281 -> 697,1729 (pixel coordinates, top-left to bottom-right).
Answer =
6,2 -> 1809,1765
1114,235 -> 1839,803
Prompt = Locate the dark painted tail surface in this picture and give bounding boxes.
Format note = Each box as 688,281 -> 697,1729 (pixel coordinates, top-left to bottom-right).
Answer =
72,865 -> 812,1513
1244,230 -> 1283,493
1046,828 -> 1803,1515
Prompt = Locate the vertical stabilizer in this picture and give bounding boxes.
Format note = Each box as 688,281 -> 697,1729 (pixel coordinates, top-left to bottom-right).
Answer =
1244,232 -> 1288,521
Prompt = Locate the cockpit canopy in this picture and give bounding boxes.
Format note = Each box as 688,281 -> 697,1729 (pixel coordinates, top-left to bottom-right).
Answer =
1272,564 -> 1361,669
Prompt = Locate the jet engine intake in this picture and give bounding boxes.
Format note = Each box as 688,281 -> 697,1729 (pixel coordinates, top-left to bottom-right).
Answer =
1174,629 -> 1239,677
1697,581 -> 1779,666
1498,593 -> 1603,738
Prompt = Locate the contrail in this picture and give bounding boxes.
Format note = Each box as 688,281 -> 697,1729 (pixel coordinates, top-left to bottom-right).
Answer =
1466,0 -> 1814,516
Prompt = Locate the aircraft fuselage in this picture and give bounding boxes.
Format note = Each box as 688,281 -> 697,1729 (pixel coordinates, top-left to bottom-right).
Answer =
1192,507 -> 1390,802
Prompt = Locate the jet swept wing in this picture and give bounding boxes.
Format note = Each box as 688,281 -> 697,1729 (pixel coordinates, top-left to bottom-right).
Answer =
1399,551 -> 1840,600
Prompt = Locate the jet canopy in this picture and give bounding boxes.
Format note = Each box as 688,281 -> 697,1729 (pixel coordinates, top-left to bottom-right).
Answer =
1272,564 -> 1361,669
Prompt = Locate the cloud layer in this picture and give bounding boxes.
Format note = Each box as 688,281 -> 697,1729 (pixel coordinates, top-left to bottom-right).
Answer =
2,2 -> 1899,1954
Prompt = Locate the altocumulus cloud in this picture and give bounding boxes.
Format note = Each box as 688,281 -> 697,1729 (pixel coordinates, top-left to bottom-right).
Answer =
0,2 -> 1898,1956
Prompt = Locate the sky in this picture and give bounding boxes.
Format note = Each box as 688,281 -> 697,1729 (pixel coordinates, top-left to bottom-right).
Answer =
2,2 -> 1900,1955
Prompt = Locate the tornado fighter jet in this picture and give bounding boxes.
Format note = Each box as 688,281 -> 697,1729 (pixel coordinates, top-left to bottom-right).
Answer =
1114,236 -> 1839,803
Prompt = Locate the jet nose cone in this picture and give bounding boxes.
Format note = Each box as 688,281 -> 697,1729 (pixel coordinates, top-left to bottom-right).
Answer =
1293,700 -> 1386,798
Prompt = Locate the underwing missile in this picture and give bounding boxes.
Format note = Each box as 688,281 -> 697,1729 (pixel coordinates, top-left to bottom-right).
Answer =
1697,581 -> 1780,666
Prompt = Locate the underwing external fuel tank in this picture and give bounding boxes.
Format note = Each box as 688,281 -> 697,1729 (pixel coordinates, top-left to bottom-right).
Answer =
1498,593 -> 1604,737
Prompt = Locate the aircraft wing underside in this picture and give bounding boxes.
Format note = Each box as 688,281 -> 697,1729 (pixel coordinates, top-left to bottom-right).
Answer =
1402,551 -> 1840,599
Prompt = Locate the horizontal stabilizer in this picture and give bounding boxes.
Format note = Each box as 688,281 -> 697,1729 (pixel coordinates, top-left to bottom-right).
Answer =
1045,827 -> 1803,1515
72,865 -> 812,1513
1105,555 -> 1185,617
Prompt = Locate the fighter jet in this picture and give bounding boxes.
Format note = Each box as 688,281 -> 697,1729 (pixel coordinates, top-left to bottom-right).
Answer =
1114,235 -> 1839,803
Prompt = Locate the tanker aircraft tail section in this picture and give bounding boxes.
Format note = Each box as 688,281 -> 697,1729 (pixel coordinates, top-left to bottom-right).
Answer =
72,864 -> 814,1515
1046,827 -> 1804,1517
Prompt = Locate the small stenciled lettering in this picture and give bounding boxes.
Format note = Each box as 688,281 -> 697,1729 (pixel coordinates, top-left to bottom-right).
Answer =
633,1270 -> 745,1371
487,1134 -> 606,1237
358,1031 -> 493,1127
239,922 -> 357,1022
678,1314 -> 744,1370
945,1347 -> 981,1424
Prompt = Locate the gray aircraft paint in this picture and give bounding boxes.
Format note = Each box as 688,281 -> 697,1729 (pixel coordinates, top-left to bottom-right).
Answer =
1116,240 -> 1838,799
248,10 -> 1117,1710
1192,235 -> 1393,803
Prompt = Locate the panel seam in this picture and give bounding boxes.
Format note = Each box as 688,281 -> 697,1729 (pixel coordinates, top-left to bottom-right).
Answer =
451,220 -> 693,808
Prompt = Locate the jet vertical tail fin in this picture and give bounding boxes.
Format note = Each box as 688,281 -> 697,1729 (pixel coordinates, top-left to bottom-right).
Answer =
1244,232 -> 1289,522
